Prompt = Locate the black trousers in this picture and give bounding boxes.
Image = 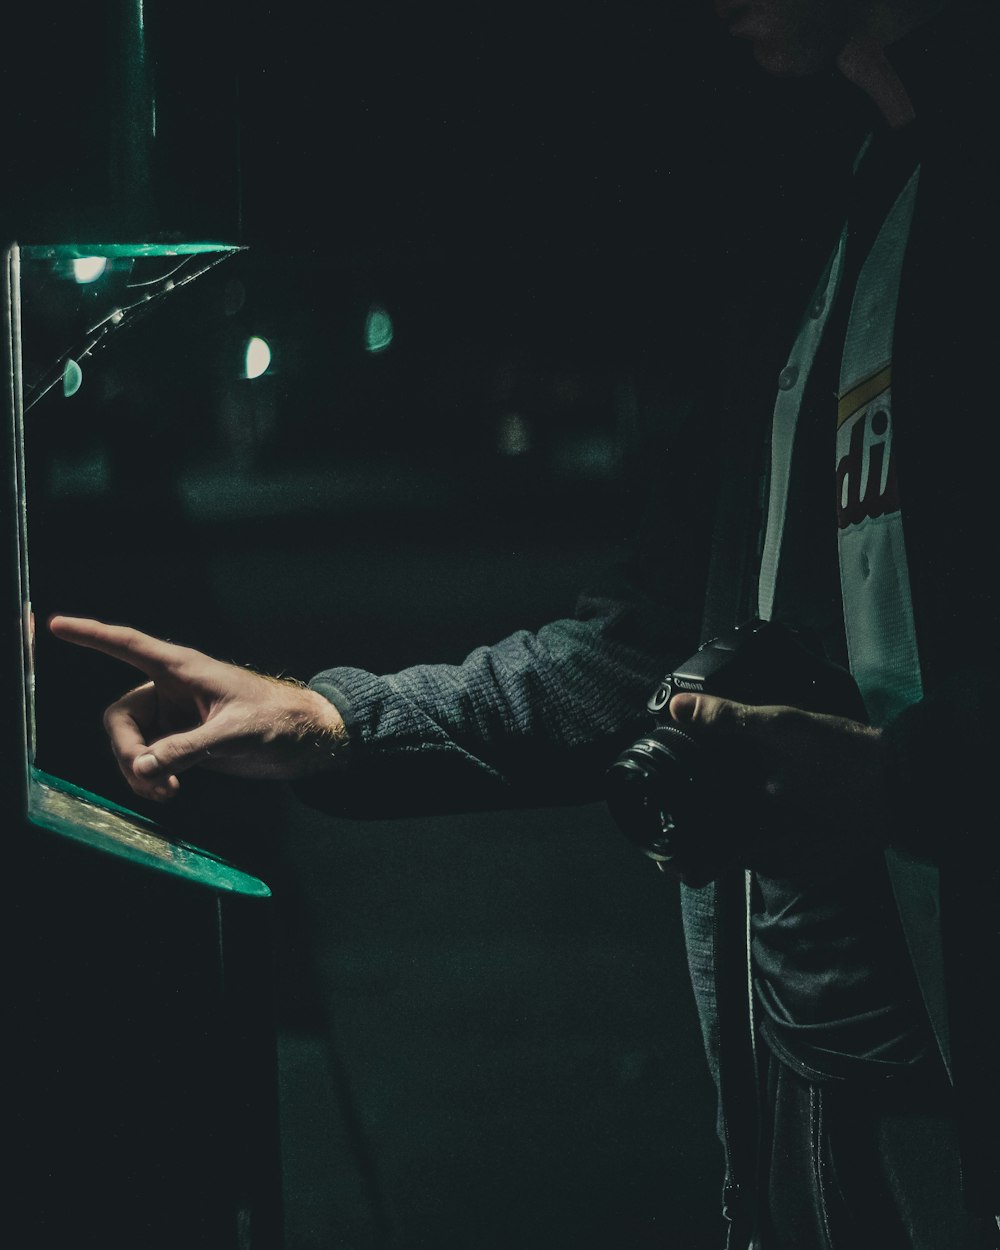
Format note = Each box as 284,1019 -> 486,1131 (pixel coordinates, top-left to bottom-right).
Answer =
757,1048 -> 998,1250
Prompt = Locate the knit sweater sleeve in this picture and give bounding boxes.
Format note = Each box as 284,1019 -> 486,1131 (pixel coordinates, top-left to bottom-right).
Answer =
295,561 -> 704,817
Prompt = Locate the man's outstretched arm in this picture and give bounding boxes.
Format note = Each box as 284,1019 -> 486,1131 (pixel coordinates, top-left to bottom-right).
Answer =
48,615 -> 349,802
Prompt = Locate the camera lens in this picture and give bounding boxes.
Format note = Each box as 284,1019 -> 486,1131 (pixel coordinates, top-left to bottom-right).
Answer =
605,724 -> 700,861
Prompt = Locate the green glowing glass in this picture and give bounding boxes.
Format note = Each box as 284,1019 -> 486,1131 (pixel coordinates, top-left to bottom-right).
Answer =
28,768 -> 271,896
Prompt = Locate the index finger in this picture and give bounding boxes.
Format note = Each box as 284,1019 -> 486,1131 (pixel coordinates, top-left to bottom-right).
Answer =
47,615 -> 183,677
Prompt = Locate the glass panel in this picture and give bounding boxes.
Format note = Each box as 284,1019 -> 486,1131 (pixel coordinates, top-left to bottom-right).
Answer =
8,242 -> 267,893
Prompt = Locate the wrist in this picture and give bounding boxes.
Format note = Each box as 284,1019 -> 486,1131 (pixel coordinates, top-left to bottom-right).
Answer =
296,686 -> 351,772
255,673 -> 351,774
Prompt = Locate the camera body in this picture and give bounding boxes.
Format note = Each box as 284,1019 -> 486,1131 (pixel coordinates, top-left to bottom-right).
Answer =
605,618 -> 867,886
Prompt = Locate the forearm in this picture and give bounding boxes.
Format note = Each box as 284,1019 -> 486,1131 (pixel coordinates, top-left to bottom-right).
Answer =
298,570 -> 703,818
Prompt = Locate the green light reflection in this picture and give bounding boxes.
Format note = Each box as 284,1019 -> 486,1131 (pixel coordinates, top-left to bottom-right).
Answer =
365,305 -> 394,353
62,359 -> 83,397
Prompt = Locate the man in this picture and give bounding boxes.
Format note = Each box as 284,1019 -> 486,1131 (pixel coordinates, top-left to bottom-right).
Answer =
50,1 -> 998,1245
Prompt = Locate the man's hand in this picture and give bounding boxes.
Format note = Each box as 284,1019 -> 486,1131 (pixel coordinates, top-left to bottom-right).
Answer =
668,691 -> 888,877
49,616 -> 348,802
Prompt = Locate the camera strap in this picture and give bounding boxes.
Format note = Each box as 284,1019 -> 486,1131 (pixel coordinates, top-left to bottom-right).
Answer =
681,869 -> 760,1248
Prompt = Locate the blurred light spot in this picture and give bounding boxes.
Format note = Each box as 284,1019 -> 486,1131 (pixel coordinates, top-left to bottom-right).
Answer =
244,336 -> 271,379
497,412 -> 533,456
224,279 -> 247,316
364,305 -> 394,353
617,1050 -> 648,1085
551,432 -> 619,479
72,256 -> 107,284
62,359 -> 83,397
47,449 -> 111,497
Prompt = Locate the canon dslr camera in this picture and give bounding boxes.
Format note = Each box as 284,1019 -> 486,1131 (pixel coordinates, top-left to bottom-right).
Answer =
605,618 -> 867,886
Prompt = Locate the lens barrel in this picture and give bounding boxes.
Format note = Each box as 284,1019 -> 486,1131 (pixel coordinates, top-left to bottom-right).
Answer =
605,724 -> 699,862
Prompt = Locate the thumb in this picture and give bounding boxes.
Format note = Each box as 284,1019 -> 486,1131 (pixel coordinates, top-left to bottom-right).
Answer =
132,723 -> 218,781
669,692 -> 751,733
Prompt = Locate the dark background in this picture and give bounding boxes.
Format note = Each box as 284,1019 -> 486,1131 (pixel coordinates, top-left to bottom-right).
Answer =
8,3 -> 871,1247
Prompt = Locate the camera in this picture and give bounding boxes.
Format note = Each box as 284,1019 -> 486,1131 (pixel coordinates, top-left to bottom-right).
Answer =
605,618 -> 868,886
